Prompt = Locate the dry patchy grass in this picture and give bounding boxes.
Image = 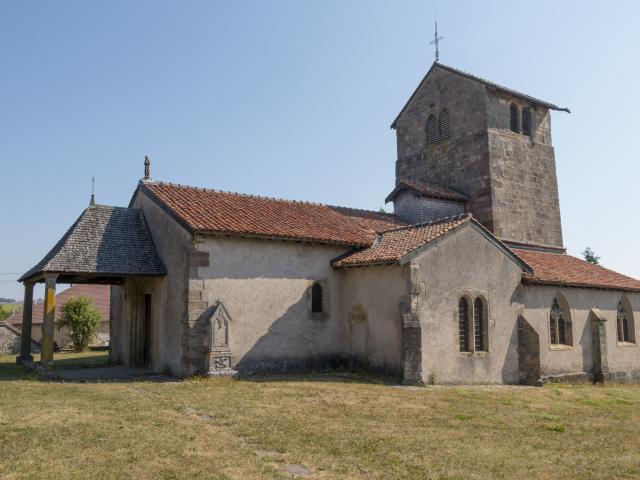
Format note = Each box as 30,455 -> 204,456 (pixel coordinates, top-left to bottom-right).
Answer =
1,355 -> 639,479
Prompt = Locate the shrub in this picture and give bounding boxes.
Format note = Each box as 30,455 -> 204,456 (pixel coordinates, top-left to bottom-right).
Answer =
57,296 -> 102,352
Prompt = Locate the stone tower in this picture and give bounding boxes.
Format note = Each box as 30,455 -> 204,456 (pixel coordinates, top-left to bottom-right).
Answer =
390,63 -> 569,250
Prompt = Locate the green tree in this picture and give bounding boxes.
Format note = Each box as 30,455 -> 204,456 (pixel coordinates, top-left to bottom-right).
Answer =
0,308 -> 10,321
582,246 -> 601,265
57,296 -> 102,352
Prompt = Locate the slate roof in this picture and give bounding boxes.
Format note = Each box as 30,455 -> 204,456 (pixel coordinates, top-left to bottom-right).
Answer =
141,182 -> 405,246
385,178 -> 469,203
20,205 -> 166,283
8,284 -> 110,326
391,62 -> 570,129
514,249 -> 640,292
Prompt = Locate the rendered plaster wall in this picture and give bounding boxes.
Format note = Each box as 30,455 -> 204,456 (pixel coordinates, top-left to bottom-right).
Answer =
413,224 -> 524,384
110,189 -> 192,375
193,236 -> 350,373
110,277 -> 165,369
520,285 -> 640,378
339,264 -> 408,376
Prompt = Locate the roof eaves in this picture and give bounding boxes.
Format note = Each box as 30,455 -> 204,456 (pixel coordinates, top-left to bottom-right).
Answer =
521,276 -> 640,293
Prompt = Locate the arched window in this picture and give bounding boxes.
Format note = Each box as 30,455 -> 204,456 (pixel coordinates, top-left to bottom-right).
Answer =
549,297 -> 572,346
510,103 -> 519,133
311,283 -> 323,313
458,297 -> 470,352
439,108 -> 451,140
617,300 -> 635,343
473,297 -> 487,352
426,114 -> 438,144
522,107 -> 531,136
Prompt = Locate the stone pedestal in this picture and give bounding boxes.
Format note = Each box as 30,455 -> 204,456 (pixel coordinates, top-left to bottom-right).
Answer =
205,302 -> 238,377
205,348 -> 238,377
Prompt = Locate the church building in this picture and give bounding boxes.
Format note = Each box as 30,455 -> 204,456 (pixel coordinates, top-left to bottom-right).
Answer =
17,63 -> 640,384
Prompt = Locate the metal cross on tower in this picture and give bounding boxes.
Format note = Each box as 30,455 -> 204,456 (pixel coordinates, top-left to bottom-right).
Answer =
90,175 -> 96,206
429,18 -> 444,62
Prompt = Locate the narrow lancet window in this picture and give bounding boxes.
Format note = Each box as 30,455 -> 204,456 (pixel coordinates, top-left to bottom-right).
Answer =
459,297 -> 470,352
617,301 -> 634,343
311,283 -> 323,314
473,297 -> 487,352
549,297 -> 571,346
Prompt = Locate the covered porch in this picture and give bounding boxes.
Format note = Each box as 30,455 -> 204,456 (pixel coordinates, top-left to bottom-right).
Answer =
17,204 -> 166,366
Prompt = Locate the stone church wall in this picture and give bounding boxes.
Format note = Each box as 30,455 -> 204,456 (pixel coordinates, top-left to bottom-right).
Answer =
339,265 -> 407,376
392,190 -> 465,224
485,91 -> 563,247
412,224 -> 524,384
519,285 -> 640,381
0,322 -> 21,354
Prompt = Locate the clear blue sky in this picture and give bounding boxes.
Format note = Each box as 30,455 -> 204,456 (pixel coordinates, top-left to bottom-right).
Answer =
1,1 -> 639,300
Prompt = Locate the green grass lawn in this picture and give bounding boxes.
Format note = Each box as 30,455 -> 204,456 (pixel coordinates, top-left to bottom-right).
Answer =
1,354 -> 639,479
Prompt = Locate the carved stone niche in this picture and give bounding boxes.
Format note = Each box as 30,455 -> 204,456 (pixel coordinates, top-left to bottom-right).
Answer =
204,302 -> 238,377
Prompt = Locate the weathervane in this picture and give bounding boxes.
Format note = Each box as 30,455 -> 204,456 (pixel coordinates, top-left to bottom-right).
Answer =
429,17 -> 444,62
90,175 -> 96,206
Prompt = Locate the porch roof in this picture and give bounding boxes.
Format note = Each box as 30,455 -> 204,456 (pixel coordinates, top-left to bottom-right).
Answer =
20,205 -> 166,284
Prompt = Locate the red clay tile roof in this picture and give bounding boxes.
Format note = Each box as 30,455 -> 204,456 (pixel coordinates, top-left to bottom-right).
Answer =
9,284 -> 110,327
513,249 -> 640,292
332,214 -> 472,267
385,178 -> 469,203
142,182 -> 405,246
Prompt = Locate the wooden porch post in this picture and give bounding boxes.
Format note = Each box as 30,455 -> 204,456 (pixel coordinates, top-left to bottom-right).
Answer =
41,274 -> 58,364
16,281 -> 35,365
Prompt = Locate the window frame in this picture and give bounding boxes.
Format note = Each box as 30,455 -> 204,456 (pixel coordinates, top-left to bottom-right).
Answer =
458,297 -> 471,353
509,103 -> 520,133
457,291 -> 490,355
439,108 -> 451,140
426,114 -> 438,145
616,298 -> 636,345
549,295 -> 573,348
309,281 -> 329,320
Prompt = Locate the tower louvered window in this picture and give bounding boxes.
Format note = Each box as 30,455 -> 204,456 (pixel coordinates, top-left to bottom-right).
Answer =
426,114 -> 438,144
522,107 -> 531,136
439,108 -> 451,140
510,103 -> 519,133
458,298 -> 470,352
474,297 -> 487,352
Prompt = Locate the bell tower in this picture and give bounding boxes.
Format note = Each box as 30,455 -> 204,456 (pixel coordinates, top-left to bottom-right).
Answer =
390,63 -> 569,250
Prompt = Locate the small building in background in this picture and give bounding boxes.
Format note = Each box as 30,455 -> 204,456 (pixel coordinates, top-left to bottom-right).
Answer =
8,284 -> 109,350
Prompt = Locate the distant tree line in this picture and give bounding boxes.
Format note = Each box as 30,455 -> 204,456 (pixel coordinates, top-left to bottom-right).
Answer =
0,298 -> 16,303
